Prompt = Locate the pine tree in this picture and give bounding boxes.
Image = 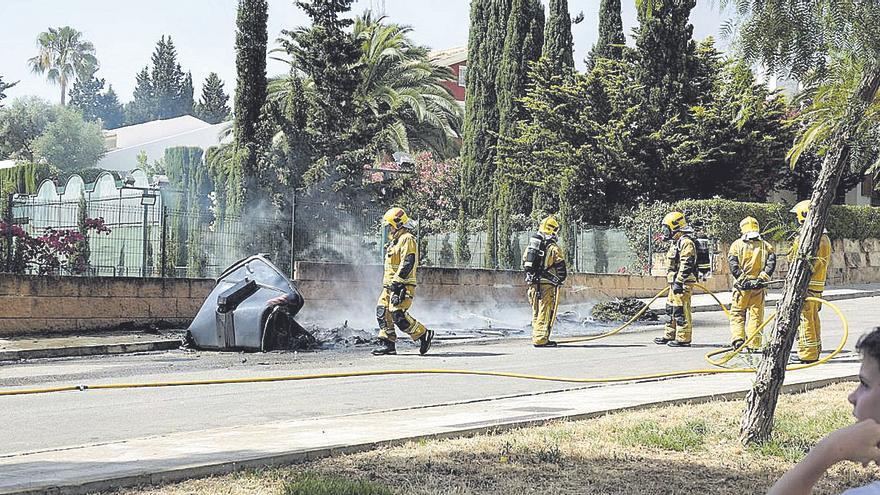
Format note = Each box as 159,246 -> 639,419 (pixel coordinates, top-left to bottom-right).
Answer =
98,85 -> 124,129
124,67 -> 155,125
195,72 -> 230,124
460,0 -> 513,215
543,0 -> 575,69
588,0 -> 625,64
233,0 -> 268,161
69,76 -> 124,129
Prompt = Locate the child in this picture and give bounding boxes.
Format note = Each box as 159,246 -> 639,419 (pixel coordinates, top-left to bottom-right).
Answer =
768,328 -> 880,494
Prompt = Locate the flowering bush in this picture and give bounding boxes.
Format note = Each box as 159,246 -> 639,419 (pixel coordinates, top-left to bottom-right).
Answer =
0,217 -> 111,275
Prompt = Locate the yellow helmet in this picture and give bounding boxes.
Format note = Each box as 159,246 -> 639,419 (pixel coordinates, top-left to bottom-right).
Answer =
661,211 -> 687,239
740,216 -> 760,238
790,200 -> 810,224
539,216 -> 560,236
382,207 -> 410,230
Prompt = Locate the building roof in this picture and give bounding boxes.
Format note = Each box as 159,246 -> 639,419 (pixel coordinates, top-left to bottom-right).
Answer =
429,46 -> 467,67
98,115 -> 231,172
103,115 -> 215,151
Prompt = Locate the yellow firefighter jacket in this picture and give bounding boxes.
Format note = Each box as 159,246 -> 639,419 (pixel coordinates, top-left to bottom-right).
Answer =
789,233 -> 832,293
383,229 -> 419,286
666,234 -> 698,285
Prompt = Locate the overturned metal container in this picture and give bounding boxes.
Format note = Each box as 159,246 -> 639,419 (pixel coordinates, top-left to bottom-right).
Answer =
187,255 -> 309,351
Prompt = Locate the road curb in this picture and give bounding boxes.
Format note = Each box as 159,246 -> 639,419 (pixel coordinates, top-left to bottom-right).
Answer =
0,339 -> 181,362
1,373 -> 857,495
671,289 -> 880,314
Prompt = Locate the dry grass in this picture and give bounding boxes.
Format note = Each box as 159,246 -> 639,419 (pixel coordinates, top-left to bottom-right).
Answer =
113,382 -> 879,495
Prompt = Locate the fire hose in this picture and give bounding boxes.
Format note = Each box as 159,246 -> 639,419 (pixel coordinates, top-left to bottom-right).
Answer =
0,287 -> 849,397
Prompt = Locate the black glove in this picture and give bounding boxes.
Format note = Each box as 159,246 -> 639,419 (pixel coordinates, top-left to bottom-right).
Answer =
671,281 -> 684,294
389,282 -> 407,305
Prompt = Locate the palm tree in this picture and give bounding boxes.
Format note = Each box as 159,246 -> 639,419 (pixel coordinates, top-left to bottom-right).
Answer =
28,26 -> 98,105
271,13 -> 463,158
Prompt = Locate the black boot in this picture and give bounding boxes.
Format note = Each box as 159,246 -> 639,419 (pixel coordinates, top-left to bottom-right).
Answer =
730,338 -> 745,350
667,340 -> 691,348
372,338 -> 397,356
419,330 -> 434,355
654,337 -> 672,345
534,341 -> 558,348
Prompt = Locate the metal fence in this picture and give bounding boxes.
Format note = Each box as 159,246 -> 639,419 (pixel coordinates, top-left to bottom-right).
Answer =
0,192 -> 644,278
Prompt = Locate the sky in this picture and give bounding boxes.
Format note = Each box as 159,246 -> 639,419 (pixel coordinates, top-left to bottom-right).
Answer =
0,0 -> 734,105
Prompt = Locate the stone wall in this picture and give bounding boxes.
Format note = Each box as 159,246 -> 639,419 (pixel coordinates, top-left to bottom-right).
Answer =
0,275 -> 213,336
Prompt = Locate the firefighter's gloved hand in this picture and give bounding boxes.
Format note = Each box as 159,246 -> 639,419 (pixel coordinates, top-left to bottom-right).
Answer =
389,282 -> 407,305
671,281 -> 684,294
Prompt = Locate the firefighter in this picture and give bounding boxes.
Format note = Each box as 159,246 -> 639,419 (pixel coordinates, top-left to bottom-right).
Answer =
789,200 -> 832,364
522,215 -> 568,347
728,216 -> 776,351
372,207 -> 434,356
654,211 -> 698,347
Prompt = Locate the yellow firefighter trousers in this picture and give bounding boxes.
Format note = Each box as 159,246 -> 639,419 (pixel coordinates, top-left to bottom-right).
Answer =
729,288 -> 767,349
528,283 -> 559,345
797,290 -> 822,361
377,285 -> 428,342
663,285 -> 693,343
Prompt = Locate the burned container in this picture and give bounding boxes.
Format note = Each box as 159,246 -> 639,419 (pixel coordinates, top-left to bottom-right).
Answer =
187,255 -> 311,351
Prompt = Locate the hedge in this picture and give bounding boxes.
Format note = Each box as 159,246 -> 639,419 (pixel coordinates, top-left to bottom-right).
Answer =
618,199 -> 880,270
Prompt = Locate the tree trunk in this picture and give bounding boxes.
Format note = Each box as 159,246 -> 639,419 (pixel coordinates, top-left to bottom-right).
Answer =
740,68 -> 880,445
60,77 -> 67,106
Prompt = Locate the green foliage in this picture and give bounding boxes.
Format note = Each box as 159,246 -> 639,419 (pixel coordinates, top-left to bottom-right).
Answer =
618,419 -> 708,452
124,36 -> 194,125
27,26 -> 98,105
460,0 -> 512,214
348,14 -> 463,158
164,147 -> 211,276
588,0 -> 625,64
195,72 -> 230,124
542,0 -> 574,70
454,207 -> 471,265
233,0 -> 268,201
497,36 -> 790,227
0,162 -> 53,194
68,75 -> 124,129
32,105 -> 105,171
282,474 -> 392,495
0,96 -> 55,161
0,76 -> 17,107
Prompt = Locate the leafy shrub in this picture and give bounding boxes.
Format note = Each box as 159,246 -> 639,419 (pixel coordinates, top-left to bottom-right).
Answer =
618,199 -> 880,270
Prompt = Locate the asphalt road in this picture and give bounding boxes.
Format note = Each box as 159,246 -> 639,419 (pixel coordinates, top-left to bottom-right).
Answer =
0,297 -> 873,456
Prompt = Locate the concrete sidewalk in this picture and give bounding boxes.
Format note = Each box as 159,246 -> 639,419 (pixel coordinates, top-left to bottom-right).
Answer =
0,360 -> 859,495
0,334 -> 182,362
643,283 -> 880,313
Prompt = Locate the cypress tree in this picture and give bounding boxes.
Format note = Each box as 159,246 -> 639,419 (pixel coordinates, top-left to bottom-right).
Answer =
98,85 -> 124,129
460,0 -> 512,216
542,0 -> 575,70
195,72 -> 230,124
490,0 -> 544,268
178,71 -> 194,117
233,0 -> 268,180
635,0 -> 698,121
588,0 -> 625,64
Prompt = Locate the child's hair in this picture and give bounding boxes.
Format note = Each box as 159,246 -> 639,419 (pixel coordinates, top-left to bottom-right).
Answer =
856,327 -> 880,367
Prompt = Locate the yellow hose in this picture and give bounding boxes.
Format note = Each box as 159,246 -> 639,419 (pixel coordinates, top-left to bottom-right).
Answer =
0,297 -> 848,398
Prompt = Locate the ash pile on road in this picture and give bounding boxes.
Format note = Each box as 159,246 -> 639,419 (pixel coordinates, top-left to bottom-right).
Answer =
306,322 -> 377,348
